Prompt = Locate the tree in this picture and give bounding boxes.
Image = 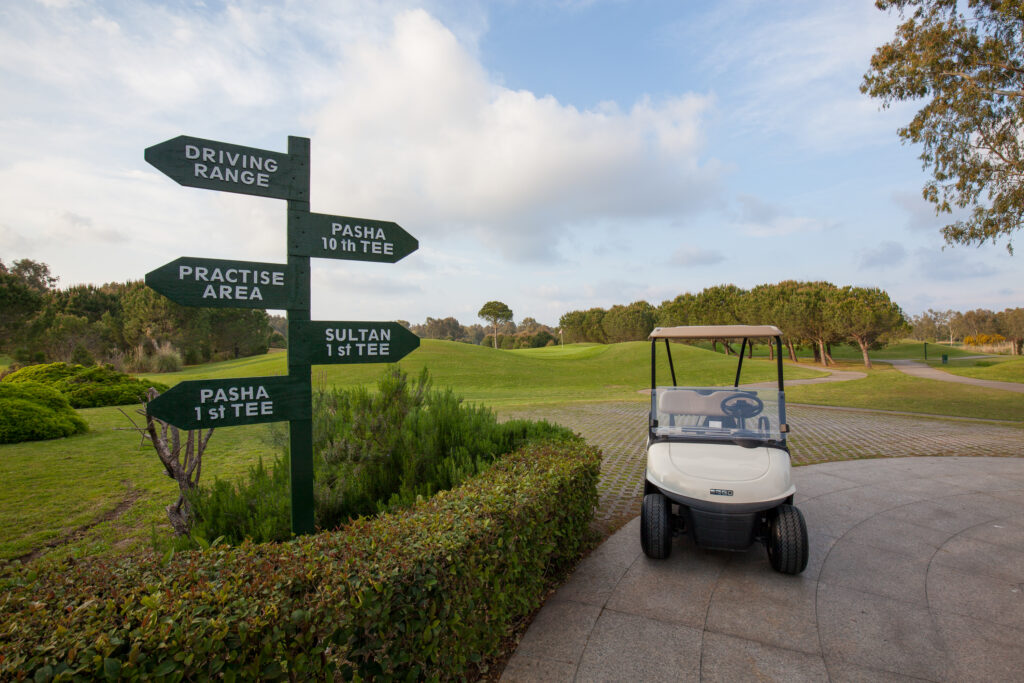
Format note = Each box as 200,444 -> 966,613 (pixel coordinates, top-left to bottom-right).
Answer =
601,301 -> 656,342
863,0 -> 1024,251
997,307 -> 1024,354
477,301 -> 513,349
828,286 -> 908,368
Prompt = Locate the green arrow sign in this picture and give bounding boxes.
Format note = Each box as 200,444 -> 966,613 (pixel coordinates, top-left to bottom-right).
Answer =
145,256 -> 306,309
147,376 -> 310,430
291,321 -> 420,364
145,135 -> 308,201
288,211 -> 418,263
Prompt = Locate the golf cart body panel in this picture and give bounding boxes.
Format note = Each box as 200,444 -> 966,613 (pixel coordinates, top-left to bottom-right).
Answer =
640,325 -> 808,572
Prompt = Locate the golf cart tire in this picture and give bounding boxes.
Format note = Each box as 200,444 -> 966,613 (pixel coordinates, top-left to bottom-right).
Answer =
641,493 -> 672,559
767,504 -> 808,575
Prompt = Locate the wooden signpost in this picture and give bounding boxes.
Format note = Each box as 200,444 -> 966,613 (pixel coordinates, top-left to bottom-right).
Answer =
144,134 -> 418,535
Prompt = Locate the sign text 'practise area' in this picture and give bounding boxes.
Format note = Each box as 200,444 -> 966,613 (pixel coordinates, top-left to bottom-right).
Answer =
288,211 -> 418,263
147,376 -> 310,430
145,256 -> 304,309
291,321 -> 420,365
144,135 -> 308,201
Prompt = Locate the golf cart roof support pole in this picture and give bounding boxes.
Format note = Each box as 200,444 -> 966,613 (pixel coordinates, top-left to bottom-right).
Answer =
734,338 -> 747,387
650,339 -> 656,391
664,339 -> 677,387
775,336 -> 784,392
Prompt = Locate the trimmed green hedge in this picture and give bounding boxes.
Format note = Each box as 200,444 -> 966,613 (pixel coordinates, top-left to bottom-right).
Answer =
0,438 -> 600,680
1,362 -> 167,409
0,382 -> 88,444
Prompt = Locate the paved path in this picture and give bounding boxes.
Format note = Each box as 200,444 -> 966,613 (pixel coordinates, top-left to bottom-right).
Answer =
502,456 -> 1024,682
887,359 -> 1024,393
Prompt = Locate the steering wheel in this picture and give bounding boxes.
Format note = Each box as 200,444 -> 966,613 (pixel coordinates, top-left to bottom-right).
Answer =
720,393 -> 764,419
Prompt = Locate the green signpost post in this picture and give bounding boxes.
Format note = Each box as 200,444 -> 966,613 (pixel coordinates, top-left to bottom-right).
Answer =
144,134 -> 418,536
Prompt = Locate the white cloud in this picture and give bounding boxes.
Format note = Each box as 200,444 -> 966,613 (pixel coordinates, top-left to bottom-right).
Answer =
732,194 -> 833,236
311,10 -> 721,263
915,248 -> 997,281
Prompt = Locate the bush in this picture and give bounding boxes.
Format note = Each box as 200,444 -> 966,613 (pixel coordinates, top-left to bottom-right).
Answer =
188,368 -> 574,544
1,362 -> 168,408
0,382 -> 88,444
0,438 -> 600,680
152,343 -> 183,373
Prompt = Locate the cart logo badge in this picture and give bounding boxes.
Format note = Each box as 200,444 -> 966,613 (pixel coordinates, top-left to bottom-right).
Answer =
710,489 -> 734,496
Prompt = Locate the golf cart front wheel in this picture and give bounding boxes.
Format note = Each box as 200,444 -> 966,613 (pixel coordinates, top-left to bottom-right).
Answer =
641,493 -> 672,559
766,504 -> 808,575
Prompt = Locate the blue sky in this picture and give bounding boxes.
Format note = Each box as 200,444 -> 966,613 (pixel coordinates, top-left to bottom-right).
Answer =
1,0 -> 1019,328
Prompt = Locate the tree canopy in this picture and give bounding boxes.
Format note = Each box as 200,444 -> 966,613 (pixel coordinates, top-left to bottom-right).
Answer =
863,0 -> 1024,251
477,301 -> 513,349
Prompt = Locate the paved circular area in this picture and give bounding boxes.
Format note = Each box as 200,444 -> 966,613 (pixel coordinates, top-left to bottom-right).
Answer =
501,402 -> 1024,534
501,456 -> 1024,682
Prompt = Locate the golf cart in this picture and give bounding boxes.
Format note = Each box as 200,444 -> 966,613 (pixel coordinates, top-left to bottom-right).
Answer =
641,325 -> 808,574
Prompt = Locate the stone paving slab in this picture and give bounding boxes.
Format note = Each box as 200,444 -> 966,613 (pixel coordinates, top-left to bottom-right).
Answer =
501,456 -> 1024,682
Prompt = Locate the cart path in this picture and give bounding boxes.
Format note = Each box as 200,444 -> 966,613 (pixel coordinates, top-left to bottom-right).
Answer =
501,456 -> 1024,682
885,358 -> 1024,393
499,402 -> 1024,536
740,365 -> 865,388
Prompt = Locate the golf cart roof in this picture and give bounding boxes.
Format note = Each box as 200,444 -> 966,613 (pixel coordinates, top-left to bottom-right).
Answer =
649,325 -> 782,340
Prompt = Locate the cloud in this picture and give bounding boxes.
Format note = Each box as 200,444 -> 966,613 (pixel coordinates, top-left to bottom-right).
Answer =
859,241 -> 907,269
311,10 -> 721,263
670,246 -> 725,266
732,194 -> 834,236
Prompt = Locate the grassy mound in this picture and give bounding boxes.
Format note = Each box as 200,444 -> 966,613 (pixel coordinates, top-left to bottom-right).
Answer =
0,382 -> 87,444
2,363 -> 168,408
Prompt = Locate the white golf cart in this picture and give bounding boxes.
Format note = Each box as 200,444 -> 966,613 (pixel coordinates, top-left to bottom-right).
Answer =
641,325 -> 808,574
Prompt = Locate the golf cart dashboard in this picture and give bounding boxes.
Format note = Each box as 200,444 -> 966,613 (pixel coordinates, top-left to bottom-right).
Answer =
650,386 -> 788,448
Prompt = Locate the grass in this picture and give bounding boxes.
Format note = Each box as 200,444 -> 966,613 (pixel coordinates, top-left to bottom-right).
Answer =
4,339 -> 1022,565
0,404 -> 277,562
140,340 -> 828,408
934,357 -> 1024,383
692,340 -> 977,363
786,362 -> 1024,420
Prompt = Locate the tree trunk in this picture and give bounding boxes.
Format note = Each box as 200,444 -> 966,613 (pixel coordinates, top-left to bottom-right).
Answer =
817,340 -> 830,366
857,339 -> 873,369
493,322 -> 498,349
767,341 -> 774,361
787,341 -> 798,362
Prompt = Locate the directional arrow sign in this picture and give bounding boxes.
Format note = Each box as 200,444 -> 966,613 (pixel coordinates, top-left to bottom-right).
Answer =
291,321 -> 420,365
146,256 -> 306,309
145,135 -> 308,201
288,211 -> 418,263
147,376 -> 310,430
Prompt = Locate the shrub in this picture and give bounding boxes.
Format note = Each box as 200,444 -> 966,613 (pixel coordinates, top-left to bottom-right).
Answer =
1,362 -> 168,408
0,438 -> 600,680
188,368 -> 574,544
0,382 -> 87,444
152,342 -> 183,373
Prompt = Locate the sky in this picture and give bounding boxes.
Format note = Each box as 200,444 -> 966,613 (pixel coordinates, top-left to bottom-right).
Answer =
1,0 -> 1020,328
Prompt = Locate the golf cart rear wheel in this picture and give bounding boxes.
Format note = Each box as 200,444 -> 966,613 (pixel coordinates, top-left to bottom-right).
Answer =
767,504 -> 808,575
641,493 -> 672,559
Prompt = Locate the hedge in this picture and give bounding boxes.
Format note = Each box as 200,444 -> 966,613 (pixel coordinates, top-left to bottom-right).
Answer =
0,437 -> 601,680
0,382 -> 88,444
1,363 -> 168,409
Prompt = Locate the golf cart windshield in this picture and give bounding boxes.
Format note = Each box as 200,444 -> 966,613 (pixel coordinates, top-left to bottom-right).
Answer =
648,325 -> 789,448
651,387 -> 787,446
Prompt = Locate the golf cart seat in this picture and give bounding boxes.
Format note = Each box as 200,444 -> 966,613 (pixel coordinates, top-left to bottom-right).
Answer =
659,389 -> 743,418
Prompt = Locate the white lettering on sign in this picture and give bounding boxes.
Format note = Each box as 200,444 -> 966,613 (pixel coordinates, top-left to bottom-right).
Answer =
324,327 -> 392,342
176,265 -> 284,301
184,144 -> 278,188
192,385 -> 275,422
324,342 -> 391,358
201,284 -> 263,301
321,222 -> 394,256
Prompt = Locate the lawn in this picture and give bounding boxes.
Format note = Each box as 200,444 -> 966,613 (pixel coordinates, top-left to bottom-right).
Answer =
934,357 -> 1024,383
140,340 -> 828,407
785,362 -> 1024,419
4,340 -> 1022,565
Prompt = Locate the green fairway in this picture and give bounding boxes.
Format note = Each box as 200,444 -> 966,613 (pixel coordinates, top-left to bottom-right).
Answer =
786,363 -> 1024,420
140,340 -> 828,407
935,357 -> 1024,384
